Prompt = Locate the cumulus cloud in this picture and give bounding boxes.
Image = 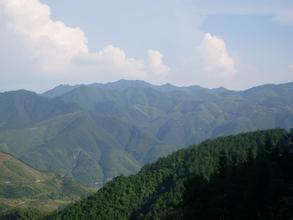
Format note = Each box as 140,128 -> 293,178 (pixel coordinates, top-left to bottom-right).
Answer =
0,0 -> 88,73
73,45 -> 146,78
147,50 -> 170,78
0,0 -> 169,81
198,33 -> 236,77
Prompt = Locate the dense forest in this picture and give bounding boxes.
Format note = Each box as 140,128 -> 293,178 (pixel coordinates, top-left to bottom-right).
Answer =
3,128 -> 292,219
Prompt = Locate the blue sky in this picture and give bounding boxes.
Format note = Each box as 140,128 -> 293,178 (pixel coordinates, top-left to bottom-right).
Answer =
0,0 -> 292,91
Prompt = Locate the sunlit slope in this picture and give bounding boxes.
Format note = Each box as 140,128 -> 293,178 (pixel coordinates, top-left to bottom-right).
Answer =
0,151 -> 87,198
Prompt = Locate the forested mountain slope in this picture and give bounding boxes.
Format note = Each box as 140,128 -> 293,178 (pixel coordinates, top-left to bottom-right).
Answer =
48,128 -> 293,220
55,80 -> 293,146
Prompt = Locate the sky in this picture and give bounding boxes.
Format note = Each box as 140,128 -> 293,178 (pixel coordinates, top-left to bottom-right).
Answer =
0,0 -> 292,92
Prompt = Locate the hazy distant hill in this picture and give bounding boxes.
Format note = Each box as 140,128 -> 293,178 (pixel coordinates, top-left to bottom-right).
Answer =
54,80 -> 293,146
0,80 -> 292,187
0,90 -> 79,130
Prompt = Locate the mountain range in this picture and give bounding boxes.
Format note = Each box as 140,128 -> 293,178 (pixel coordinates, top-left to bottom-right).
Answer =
0,80 -> 292,187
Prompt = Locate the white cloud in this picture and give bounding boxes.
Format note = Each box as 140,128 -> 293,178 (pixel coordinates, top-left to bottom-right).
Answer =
289,64 -> 293,71
198,33 -> 236,77
0,0 -> 169,81
0,0 -> 88,73
147,50 -> 170,78
73,45 -> 146,78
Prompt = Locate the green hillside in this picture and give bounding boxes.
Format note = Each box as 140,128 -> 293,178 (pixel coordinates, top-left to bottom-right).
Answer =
56,81 -> 293,146
0,90 -> 79,130
47,128 -> 293,220
0,81 -> 292,187
0,111 -> 173,187
0,152 -> 88,214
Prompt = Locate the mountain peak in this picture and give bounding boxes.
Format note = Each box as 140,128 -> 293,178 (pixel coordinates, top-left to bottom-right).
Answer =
105,79 -> 152,89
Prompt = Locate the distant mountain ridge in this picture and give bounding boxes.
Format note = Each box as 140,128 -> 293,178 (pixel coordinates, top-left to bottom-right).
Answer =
43,80 -> 293,98
0,90 -> 79,130
0,80 -> 292,187
42,79 -> 213,98
42,80 -> 153,98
